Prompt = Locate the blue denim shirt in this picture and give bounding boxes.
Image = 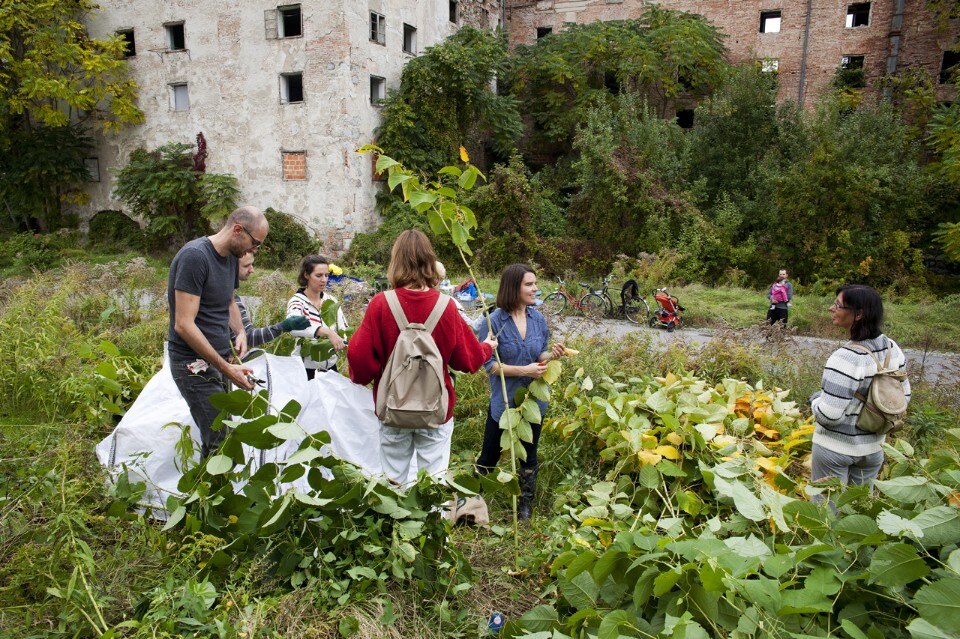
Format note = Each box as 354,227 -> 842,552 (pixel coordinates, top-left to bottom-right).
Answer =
478,306 -> 550,422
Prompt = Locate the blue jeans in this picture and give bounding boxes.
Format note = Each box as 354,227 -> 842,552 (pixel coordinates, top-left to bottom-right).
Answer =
170,355 -> 228,457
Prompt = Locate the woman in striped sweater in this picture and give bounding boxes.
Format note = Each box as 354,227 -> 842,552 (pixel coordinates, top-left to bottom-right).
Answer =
286,254 -> 348,379
810,284 -> 911,488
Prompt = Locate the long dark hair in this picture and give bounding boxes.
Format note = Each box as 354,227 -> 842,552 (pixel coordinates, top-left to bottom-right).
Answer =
837,284 -> 883,341
496,263 -> 535,313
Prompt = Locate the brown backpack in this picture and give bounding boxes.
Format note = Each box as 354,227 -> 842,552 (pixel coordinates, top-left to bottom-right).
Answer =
848,342 -> 909,435
375,290 -> 450,429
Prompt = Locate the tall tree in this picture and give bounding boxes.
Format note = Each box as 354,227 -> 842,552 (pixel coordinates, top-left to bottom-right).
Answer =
0,0 -> 143,230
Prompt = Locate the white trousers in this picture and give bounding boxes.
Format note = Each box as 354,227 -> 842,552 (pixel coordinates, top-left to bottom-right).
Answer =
379,418 -> 453,485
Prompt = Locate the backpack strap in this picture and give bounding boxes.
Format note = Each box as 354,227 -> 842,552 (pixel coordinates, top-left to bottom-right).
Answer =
847,342 -> 882,404
424,294 -> 451,333
383,290 -> 409,331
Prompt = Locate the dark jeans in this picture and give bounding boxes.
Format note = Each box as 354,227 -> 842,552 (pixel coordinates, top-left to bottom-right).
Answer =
767,307 -> 788,325
476,411 -> 541,473
170,355 -> 228,457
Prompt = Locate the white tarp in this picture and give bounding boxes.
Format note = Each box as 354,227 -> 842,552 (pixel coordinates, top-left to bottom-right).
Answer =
95,351 -> 413,512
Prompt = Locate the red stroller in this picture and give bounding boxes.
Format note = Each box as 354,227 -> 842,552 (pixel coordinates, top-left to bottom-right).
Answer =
648,288 -> 684,332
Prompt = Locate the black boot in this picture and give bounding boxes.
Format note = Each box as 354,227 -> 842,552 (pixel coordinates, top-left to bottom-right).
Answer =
518,466 -> 538,521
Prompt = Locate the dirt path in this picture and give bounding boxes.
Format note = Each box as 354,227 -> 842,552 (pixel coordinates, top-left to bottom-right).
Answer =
552,317 -> 960,384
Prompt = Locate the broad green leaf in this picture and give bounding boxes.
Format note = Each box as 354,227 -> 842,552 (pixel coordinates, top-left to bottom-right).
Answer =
408,190 -> 437,208
375,155 -> 399,172
912,507 -> 960,546
437,165 -> 462,177
597,609 -> 633,639
725,535 -> 772,559
99,340 -> 121,357
529,379 -> 551,401
451,221 -> 469,247
519,605 -> 559,632
427,209 -> 446,235
521,399 -> 542,424
162,505 -> 186,531
913,578 -> 960,633
266,421 -> 303,441
653,568 -> 681,596
458,167 -> 478,189
646,389 -> 674,413
714,476 -> 766,521
206,454 -> 233,475
868,543 -> 930,587
639,464 -> 660,489
835,514 -> 881,542
387,172 -> 412,191
285,446 -> 323,466
875,476 -> 938,504
560,571 -> 599,610
906,617 -> 957,639
346,566 -> 378,580
292,490 -> 331,507
840,619 -> 870,639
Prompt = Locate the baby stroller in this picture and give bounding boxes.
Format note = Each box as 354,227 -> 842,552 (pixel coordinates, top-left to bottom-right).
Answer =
648,287 -> 685,332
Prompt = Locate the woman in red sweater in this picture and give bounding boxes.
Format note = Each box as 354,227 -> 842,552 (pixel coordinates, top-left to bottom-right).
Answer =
347,230 -> 497,484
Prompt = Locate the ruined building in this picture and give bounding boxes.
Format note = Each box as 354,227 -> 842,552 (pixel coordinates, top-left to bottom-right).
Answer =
82,0 -> 500,252
81,2 -> 956,246
505,0 -> 960,110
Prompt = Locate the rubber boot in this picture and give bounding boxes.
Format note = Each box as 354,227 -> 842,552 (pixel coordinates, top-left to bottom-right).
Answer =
518,466 -> 538,521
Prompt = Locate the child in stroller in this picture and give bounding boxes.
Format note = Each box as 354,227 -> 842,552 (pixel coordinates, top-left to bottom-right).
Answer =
648,288 -> 685,332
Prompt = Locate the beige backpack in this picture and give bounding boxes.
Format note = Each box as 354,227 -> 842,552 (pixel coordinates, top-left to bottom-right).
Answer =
848,342 -> 909,435
375,290 -> 450,429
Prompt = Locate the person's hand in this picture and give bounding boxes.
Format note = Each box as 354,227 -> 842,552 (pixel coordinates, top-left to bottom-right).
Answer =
549,343 -> 566,360
482,334 -> 498,351
224,363 -> 254,390
525,362 -> 548,378
234,331 -> 248,359
329,332 -> 346,352
282,315 -> 311,331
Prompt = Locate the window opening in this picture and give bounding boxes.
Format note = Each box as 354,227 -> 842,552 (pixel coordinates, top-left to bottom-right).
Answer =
603,71 -> 620,95
403,24 -> 417,55
761,58 -> 779,73
759,10 -> 781,33
940,51 -> 960,84
170,83 -> 189,111
281,73 -> 304,103
449,1 -> 458,23
84,158 -> 100,182
536,26 -> 552,39
846,3 -> 870,28
165,22 -> 185,50
370,75 -> 386,104
117,29 -> 136,57
676,109 -> 695,129
838,55 -> 866,88
278,5 -> 302,37
370,12 -> 385,44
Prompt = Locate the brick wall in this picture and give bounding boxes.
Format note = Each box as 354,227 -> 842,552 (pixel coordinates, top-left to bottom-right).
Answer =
504,0 -> 960,107
282,151 -> 307,181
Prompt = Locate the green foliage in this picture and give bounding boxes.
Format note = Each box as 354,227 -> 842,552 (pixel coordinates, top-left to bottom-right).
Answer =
0,0 -> 143,230
510,372 -> 960,639
255,208 -> 323,269
112,142 -> 240,246
87,209 -> 145,251
509,7 -> 728,154
568,93 -> 693,258
376,26 -> 521,173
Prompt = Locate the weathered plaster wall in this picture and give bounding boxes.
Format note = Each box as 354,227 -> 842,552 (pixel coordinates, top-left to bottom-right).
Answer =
504,0 -> 959,108
83,1 -> 500,253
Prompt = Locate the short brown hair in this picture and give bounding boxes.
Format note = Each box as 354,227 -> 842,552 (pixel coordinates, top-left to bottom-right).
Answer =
297,254 -> 330,287
387,229 -> 439,290
496,263 -> 535,313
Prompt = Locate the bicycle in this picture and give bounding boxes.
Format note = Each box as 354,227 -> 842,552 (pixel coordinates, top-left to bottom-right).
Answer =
540,277 -> 594,317
578,276 -> 650,324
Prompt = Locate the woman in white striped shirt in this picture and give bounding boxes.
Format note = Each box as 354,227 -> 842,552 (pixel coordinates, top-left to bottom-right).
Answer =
286,254 -> 348,379
809,284 -> 910,489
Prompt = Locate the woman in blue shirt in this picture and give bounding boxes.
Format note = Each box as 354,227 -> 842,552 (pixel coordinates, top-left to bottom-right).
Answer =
476,264 -> 565,520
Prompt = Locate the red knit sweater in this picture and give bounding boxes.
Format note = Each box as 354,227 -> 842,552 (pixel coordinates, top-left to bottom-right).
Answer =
347,288 -> 492,422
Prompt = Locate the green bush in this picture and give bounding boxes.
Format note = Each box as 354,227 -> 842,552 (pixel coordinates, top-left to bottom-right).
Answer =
87,209 -> 144,250
256,208 -> 322,269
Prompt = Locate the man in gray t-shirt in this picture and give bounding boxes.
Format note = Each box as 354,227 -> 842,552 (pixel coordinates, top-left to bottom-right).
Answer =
167,205 -> 269,456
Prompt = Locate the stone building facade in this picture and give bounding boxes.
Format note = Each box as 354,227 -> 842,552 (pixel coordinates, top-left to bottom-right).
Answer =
504,0 -> 960,108
82,0 -> 500,252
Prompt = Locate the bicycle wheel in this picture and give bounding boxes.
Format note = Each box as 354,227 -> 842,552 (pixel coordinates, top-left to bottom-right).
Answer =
541,292 -> 567,316
579,293 -> 607,320
623,295 -> 650,324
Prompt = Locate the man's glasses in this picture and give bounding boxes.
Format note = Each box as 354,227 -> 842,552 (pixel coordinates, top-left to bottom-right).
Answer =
240,226 -> 263,250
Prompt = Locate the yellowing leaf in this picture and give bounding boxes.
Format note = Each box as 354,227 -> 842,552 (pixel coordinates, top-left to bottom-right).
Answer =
637,450 -> 663,466
664,432 -> 684,446
755,425 -> 781,440
581,517 -> 609,528
755,457 -> 779,473
459,145 -> 470,162
654,445 -> 681,460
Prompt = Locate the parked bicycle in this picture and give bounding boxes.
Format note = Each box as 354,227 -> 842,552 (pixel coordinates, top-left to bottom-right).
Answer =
540,277 -> 593,317
577,276 -> 650,323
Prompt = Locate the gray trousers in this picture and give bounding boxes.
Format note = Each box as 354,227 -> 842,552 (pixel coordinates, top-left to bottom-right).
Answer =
170,355 -> 228,458
379,418 -> 453,485
811,445 -> 884,487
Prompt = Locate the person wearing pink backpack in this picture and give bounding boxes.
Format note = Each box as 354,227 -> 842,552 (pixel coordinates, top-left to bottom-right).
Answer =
767,269 -> 794,325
